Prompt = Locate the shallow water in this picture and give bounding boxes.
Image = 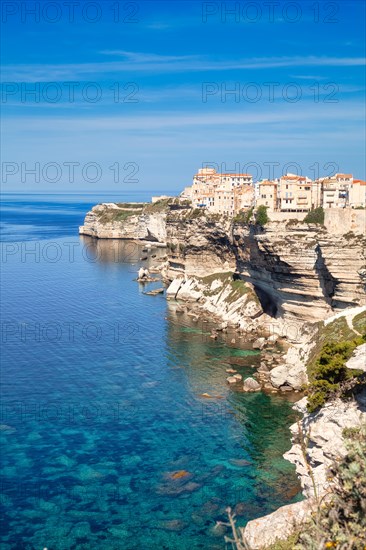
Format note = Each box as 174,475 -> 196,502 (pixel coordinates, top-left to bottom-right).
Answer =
0,195 -> 301,549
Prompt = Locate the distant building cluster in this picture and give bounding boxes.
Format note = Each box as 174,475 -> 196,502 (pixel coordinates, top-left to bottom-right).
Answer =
181,168 -> 366,216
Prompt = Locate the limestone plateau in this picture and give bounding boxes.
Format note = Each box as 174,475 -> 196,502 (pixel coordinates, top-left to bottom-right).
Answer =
80,201 -> 365,322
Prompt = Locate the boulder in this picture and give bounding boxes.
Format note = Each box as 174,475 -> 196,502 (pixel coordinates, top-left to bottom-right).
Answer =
270,364 -> 306,390
166,278 -> 183,298
138,267 -> 146,279
284,391 -> 366,497
243,377 -> 261,392
144,288 -> 164,296
233,374 -> 242,381
253,337 -> 265,350
270,365 -> 288,387
226,376 -> 238,384
241,499 -> 315,549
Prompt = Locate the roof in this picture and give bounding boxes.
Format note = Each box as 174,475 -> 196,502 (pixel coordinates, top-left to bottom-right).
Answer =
259,180 -> 277,186
353,179 -> 366,185
336,173 -> 353,178
281,175 -> 306,181
220,173 -> 252,177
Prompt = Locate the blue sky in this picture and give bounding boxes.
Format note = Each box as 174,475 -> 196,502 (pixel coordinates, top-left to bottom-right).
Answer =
1,0 -> 365,194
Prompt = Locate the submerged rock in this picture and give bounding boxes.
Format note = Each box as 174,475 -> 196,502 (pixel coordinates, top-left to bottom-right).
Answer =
243,377 -> 261,392
144,288 -> 164,296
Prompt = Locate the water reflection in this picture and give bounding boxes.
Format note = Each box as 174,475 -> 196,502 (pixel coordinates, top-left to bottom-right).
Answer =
80,236 -> 166,266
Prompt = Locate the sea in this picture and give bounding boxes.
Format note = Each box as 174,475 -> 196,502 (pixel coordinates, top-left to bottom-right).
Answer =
0,193 -> 301,550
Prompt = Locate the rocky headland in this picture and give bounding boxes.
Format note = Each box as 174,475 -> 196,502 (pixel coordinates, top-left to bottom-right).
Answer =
80,200 -> 366,548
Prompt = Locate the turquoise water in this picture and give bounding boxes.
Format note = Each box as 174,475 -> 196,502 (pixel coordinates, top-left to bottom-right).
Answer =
0,196 -> 301,549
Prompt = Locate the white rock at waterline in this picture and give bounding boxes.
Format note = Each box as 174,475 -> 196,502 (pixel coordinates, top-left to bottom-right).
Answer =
241,499 -> 314,549
166,278 -> 183,298
270,364 -> 306,390
243,377 -> 261,392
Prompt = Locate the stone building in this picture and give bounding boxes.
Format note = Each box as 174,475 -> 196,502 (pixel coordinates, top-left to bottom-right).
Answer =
257,180 -> 278,211
182,168 -> 254,216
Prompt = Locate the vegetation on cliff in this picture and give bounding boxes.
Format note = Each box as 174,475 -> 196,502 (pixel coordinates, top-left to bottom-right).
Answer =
255,205 -> 270,226
233,207 -> 254,224
96,208 -> 144,224
303,207 -> 325,225
306,316 -> 365,413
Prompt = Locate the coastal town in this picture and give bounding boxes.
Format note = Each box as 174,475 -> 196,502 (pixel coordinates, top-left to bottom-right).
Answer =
175,168 -> 366,217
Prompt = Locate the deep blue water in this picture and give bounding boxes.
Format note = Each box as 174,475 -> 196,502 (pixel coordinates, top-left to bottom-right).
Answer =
0,195 -> 301,549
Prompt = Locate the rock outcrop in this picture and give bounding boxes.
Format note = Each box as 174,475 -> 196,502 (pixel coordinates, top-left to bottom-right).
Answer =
80,204 -> 366,323
284,386 -> 366,498
240,498 -> 315,549
166,273 -> 263,331
79,203 -> 167,242
232,221 -> 365,321
346,342 -> 366,372
163,214 -> 365,322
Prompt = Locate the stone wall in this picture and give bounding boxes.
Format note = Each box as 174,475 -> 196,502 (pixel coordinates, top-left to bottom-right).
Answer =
324,208 -> 366,235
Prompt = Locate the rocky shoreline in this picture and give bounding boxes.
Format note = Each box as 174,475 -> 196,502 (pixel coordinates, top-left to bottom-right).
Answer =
80,201 -> 366,548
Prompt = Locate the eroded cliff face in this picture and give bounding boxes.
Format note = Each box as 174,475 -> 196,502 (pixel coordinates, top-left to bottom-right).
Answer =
232,222 -> 365,321
163,213 -> 365,322
80,203 -> 366,323
79,203 -> 167,242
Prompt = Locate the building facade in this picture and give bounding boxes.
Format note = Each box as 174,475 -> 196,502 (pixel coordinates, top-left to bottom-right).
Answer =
180,169 -> 364,216
183,168 -> 254,216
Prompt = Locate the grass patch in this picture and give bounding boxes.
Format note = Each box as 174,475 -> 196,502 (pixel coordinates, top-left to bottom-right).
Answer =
353,311 -> 366,334
265,532 -> 301,549
144,198 -> 173,213
97,209 -> 142,223
198,271 -> 234,286
226,279 -> 251,304
115,202 -> 147,209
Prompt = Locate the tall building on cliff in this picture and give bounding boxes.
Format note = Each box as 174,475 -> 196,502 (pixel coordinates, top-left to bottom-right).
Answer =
181,168 -> 254,216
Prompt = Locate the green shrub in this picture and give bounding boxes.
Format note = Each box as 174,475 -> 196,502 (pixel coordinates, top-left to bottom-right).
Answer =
307,336 -> 365,412
233,207 -> 254,224
188,208 -> 206,219
303,207 -> 324,225
255,205 -> 269,226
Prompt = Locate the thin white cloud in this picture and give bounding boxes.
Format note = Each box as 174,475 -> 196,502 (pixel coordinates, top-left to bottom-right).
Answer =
2,55 -> 365,81
3,102 -> 364,132
98,50 -> 198,63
